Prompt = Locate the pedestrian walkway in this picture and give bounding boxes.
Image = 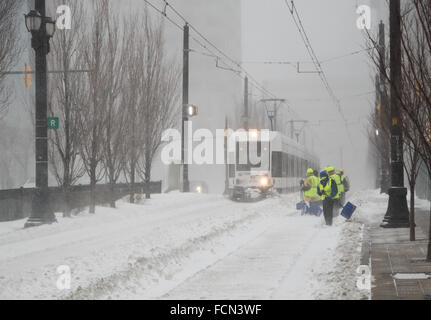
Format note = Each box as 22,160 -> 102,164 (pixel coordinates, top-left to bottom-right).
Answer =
365,209 -> 431,300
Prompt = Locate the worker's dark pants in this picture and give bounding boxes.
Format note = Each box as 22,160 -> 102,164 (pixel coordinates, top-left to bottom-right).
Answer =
323,199 -> 334,226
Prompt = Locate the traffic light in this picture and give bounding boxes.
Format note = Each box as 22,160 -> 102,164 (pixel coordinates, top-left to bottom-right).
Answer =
24,64 -> 32,87
187,105 -> 198,117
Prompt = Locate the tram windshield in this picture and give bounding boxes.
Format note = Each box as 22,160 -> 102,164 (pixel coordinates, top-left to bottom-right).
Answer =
235,141 -> 269,172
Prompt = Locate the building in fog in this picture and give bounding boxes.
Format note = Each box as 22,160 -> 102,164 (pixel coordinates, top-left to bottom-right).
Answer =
145,0 -> 243,193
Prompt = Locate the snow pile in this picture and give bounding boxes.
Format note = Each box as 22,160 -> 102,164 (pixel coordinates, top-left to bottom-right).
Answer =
311,221 -> 367,300
348,189 -> 388,225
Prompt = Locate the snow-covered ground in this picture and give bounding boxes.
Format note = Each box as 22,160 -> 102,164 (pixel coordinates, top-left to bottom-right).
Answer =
0,189 -> 408,300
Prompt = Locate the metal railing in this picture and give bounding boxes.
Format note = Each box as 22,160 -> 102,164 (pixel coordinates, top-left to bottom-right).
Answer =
0,181 -> 162,222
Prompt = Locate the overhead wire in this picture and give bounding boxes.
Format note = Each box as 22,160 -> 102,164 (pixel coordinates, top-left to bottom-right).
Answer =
284,0 -> 355,145
143,0 -> 323,148
242,47 -> 374,66
157,0 -> 278,100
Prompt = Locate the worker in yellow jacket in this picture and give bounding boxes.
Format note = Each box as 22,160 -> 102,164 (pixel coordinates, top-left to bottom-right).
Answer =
327,166 -> 342,215
301,168 -> 322,215
338,169 -> 350,206
317,170 -> 338,226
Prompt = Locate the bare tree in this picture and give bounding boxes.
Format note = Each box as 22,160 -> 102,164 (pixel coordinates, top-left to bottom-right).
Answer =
398,1 -> 431,259
398,2 -> 431,171
367,77 -> 391,194
122,16 -> 142,204
137,60 -> 180,199
47,0 -> 86,216
77,0 -> 109,213
402,127 -> 422,241
0,0 -> 22,119
122,11 -> 181,200
101,7 -> 127,208
137,18 -> 180,199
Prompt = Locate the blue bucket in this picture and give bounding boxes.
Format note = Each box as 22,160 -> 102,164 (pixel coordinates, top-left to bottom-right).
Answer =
309,202 -> 322,217
341,201 -> 357,219
296,201 -> 306,210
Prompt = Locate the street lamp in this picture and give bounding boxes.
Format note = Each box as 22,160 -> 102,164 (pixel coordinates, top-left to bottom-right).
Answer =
381,0 -> 409,228
24,10 -> 42,32
45,17 -> 56,37
24,1 -> 57,228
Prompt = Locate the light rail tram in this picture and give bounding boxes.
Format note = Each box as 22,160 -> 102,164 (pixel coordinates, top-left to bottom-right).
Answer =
227,130 -> 319,201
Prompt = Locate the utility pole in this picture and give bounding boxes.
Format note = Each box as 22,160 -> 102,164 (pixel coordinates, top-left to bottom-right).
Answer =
290,120 -> 294,139
25,0 -> 56,228
381,0 -> 409,228
288,120 -> 308,143
223,116 -> 229,195
378,21 -> 390,194
181,23 -> 190,192
243,77 -> 249,130
260,98 -> 285,132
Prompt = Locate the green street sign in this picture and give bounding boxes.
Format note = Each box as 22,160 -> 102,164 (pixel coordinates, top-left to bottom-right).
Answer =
47,117 -> 59,130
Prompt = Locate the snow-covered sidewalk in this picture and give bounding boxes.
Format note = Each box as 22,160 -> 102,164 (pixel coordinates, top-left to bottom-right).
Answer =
0,190 -> 385,300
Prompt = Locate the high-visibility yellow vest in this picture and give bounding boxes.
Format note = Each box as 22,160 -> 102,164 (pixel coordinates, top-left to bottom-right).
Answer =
330,173 -> 341,199
319,178 -> 335,200
304,175 -> 319,198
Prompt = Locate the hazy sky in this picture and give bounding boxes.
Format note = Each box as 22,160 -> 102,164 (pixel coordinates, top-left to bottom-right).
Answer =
5,0 -> 391,191
242,0 -> 388,189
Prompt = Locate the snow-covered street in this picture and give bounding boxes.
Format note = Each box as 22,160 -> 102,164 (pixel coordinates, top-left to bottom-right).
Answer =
3,0 -> 431,306
0,190 -> 382,300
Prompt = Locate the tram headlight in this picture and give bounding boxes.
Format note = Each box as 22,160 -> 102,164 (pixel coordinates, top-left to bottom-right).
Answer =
259,176 -> 270,187
196,186 -> 202,193
249,129 -> 259,139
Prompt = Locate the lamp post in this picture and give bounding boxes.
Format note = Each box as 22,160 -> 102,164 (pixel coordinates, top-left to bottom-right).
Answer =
24,1 -> 57,228
381,0 -> 409,228
181,23 -> 190,193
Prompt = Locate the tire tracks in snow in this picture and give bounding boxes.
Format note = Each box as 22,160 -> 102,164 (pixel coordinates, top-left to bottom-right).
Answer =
63,202 -> 274,299
0,196 -> 252,299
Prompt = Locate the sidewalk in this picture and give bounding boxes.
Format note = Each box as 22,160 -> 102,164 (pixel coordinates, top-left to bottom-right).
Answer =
364,209 -> 431,300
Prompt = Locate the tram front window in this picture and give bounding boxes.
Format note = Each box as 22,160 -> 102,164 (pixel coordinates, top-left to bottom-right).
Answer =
236,141 -> 268,171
